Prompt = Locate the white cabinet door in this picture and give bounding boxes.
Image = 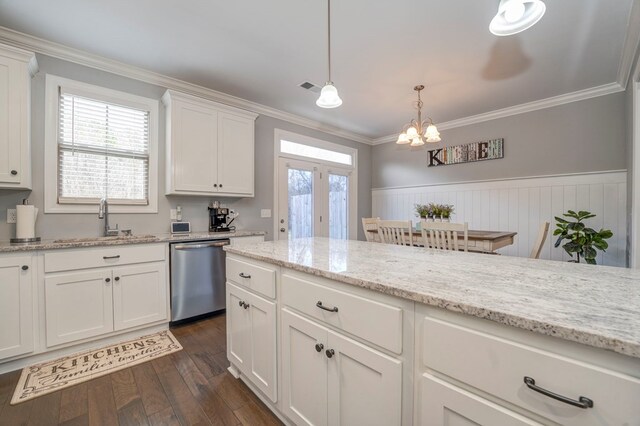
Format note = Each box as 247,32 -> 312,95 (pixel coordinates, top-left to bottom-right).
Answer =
0,256 -> 33,360
112,262 -> 167,331
282,309 -> 328,426
227,282 -> 252,373
0,53 -> 28,187
171,100 -> 218,193
419,374 -> 542,426
217,112 -> 254,196
45,270 -> 114,347
246,290 -> 277,402
327,329 -> 402,426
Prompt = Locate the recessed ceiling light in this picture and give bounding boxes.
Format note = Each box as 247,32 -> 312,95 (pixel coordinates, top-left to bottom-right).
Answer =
489,0 -> 546,36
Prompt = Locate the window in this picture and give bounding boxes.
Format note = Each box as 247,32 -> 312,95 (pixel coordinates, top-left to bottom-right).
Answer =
280,139 -> 353,165
45,75 -> 158,213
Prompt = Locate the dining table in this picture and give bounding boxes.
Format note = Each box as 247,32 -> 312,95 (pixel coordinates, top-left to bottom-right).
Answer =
368,228 -> 517,254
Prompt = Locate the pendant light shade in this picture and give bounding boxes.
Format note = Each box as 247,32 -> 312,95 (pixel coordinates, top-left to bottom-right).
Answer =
425,123 -> 441,142
317,0 -> 342,108
316,82 -> 343,108
489,0 -> 546,36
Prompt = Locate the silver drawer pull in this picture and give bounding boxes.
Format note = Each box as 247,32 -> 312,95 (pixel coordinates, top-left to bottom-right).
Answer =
316,301 -> 338,313
523,377 -> 593,409
103,255 -> 121,260
239,272 -> 252,279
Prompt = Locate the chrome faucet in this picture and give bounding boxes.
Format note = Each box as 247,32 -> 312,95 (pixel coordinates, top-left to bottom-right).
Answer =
98,198 -> 119,237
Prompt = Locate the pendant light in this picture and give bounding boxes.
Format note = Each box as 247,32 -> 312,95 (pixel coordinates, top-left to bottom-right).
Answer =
489,0 -> 546,36
316,0 -> 342,108
396,85 -> 440,146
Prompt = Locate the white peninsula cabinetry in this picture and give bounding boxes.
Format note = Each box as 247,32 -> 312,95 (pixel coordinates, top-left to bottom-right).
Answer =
0,253 -> 35,360
225,251 -> 640,426
44,244 -> 168,347
0,44 -> 37,190
162,90 -> 258,197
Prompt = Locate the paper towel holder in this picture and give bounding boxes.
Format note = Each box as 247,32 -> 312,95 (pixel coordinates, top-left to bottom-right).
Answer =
10,199 -> 41,245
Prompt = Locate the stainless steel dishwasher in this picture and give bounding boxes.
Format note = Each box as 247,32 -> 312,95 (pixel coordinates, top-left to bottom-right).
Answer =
170,239 -> 230,322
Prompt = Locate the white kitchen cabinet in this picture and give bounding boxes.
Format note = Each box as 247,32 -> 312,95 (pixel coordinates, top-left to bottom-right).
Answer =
113,262 -> 167,331
45,269 -> 114,346
0,44 -> 36,189
44,244 -> 168,347
162,90 -> 257,197
0,255 -> 34,360
227,282 -> 277,402
420,374 -> 541,426
281,308 -> 402,426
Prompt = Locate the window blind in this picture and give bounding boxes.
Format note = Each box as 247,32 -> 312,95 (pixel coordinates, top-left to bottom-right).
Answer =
57,89 -> 150,205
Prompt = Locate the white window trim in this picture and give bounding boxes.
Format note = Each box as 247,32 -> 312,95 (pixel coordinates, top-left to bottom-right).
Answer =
44,74 -> 159,214
273,128 -> 358,240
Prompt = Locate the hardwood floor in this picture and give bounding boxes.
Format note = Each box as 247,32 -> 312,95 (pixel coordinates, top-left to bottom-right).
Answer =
0,314 -> 283,426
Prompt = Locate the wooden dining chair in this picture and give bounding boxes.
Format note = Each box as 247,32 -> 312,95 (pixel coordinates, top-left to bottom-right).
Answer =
377,220 -> 414,246
530,221 -> 550,259
420,221 -> 469,252
362,217 -> 381,242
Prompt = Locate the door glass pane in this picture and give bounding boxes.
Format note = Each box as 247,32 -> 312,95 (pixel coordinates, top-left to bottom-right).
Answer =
288,168 -> 314,239
329,174 -> 348,240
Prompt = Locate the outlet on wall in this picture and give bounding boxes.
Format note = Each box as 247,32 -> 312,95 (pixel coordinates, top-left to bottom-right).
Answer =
260,209 -> 272,218
170,209 -> 177,220
7,209 -> 17,224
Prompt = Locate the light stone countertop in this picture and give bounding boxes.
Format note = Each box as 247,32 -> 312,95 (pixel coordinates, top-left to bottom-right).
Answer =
224,237 -> 640,358
0,230 -> 266,253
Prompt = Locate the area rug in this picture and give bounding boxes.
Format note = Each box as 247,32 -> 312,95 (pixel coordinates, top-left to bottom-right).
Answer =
11,330 -> 182,405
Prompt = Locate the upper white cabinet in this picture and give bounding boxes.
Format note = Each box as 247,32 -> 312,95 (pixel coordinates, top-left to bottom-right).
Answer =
162,90 -> 257,197
0,44 -> 37,190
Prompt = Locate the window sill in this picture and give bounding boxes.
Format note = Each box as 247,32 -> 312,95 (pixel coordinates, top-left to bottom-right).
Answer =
44,203 -> 158,214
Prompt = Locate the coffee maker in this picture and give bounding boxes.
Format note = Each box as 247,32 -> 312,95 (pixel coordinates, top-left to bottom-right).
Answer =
208,202 -> 231,232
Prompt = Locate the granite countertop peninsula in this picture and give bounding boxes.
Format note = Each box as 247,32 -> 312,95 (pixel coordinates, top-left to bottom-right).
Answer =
224,237 -> 640,358
0,230 -> 265,253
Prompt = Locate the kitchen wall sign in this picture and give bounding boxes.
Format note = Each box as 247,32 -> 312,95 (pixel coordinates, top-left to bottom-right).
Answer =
427,138 -> 504,167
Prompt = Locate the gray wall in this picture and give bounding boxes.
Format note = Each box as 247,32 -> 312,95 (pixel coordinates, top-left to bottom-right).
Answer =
372,92 -> 627,189
0,54 -> 371,241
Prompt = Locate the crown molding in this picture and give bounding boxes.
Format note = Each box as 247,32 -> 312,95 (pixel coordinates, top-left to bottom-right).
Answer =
370,82 -> 625,146
0,25 -> 373,145
618,0 -> 640,88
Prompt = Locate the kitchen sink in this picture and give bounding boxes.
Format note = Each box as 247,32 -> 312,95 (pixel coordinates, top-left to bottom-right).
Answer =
53,234 -> 158,244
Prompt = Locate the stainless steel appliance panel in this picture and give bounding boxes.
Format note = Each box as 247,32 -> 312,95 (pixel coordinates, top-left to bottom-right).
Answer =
170,239 -> 229,322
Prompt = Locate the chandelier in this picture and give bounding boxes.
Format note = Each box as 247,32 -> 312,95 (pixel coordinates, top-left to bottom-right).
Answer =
396,85 -> 440,146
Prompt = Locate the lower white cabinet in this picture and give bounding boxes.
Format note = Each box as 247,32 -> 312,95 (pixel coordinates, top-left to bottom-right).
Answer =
420,374 -> 540,426
0,255 -> 34,360
227,282 -> 277,402
45,261 -> 167,347
282,309 -> 402,426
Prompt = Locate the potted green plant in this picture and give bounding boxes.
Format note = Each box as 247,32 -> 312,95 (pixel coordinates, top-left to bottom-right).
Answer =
414,204 -> 431,219
440,204 -> 455,222
553,210 -> 613,264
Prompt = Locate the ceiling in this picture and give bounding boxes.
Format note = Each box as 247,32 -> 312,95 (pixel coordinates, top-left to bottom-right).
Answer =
0,0 -> 636,141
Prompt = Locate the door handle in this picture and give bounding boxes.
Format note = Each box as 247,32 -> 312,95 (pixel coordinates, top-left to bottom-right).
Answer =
316,301 -> 338,312
173,241 -> 230,250
523,377 -> 593,409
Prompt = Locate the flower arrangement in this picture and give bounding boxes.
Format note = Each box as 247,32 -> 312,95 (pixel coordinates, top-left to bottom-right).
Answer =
414,203 -> 455,220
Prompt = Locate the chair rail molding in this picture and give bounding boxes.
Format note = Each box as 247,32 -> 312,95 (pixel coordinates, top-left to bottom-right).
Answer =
372,170 -> 628,267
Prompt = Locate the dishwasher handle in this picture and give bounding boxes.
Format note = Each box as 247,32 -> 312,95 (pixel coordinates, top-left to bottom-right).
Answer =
173,241 -> 230,250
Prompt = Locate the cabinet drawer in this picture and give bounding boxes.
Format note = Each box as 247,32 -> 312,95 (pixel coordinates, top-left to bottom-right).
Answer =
422,317 -> 640,425
44,243 -> 166,273
226,256 -> 276,299
282,273 -> 403,354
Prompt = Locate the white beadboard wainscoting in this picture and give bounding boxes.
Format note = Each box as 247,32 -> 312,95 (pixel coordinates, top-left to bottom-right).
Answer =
371,170 -> 627,267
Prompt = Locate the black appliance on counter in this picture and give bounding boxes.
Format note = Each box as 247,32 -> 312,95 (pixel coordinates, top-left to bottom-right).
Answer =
209,206 -> 232,232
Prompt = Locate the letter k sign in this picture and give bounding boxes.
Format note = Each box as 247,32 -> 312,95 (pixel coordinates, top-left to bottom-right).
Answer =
428,149 -> 444,167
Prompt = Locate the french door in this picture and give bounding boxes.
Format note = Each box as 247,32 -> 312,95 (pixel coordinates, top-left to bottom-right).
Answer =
277,158 -> 353,240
